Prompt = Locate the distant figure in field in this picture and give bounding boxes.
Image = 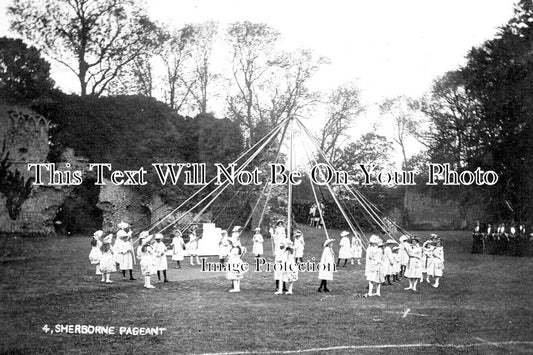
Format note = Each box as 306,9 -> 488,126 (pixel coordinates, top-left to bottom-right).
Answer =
471,221 -> 483,254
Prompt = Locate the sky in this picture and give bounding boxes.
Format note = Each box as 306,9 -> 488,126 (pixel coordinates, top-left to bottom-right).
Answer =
0,0 -> 518,163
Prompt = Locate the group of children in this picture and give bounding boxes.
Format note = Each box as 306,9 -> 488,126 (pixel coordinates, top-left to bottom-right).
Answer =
88,220 -> 445,295
89,222 -> 173,288
365,233 -> 445,297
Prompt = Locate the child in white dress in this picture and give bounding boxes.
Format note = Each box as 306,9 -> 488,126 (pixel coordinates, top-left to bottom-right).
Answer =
226,246 -> 245,292
171,230 -> 185,269
252,228 -> 264,258
99,234 -> 116,283
89,230 -> 103,281
351,234 -> 363,265
154,233 -> 168,282
365,235 -> 383,297
137,232 -> 156,289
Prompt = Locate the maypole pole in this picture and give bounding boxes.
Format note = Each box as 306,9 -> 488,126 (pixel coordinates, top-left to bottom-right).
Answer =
287,118 -> 294,240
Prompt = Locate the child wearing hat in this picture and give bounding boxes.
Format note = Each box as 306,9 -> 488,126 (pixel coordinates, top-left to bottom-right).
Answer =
137,231 -> 156,289
399,235 -> 410,278
252,227 -> 264,258
115,229 -> 136,281
337,231 -> 351,267
226,245 -> 245,292
404,237 -> 422,291
318,239 -> 335,292
428,239 -> 444,288
154,233 -> 169,282
187,226 -> 200,266
278,241 -> 298,295
351,232 -> 363,265
89,230 -> 104,281
420,238 -> 435,283
294,230 -> 305,263
365,235 -> 383,296
218,230 -> 231,263
382,239 -> 396,286
99,234 -> 116,283
392,246 -> 401,282
171,230 -> 185,269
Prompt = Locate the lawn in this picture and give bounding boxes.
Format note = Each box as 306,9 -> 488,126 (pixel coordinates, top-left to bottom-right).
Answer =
1,226 -> 532,354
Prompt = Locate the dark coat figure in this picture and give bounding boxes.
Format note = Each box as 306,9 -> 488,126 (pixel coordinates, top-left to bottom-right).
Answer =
471,222 -> 483,254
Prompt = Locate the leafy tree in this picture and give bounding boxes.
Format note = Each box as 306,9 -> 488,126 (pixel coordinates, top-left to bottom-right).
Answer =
0,141 -> 34,220
336,133 -> 395,181
421,0 -> 533,222
32,94 -> 244,205
8,0 -> 160,96
0,37 -> 55,104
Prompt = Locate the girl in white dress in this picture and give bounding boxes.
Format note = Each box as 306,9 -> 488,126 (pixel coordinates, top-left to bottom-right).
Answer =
137,232 -> 156,289
218,230 -> 231,263
420,239 -> 435,283
226,246 -> 245,292
154,233 -> 168,282
252,228 -> 264,258
115,229 -> 136,281
429,239 -> 444,288
365,235 -> 383,297
99,234 -> 116,283
382,239 -> 396,285
404,237 -> 422,291
318,239 -> 335,292
351,234 -> 363,265
279,241 -> 298,295
392,246 -> 401,282
89,230 -> 103,281
171,230 -> 185,269
294,230 -> 305,263
187,226 -> 200,265
399,235 -> 410,278
337,231 -> 351,267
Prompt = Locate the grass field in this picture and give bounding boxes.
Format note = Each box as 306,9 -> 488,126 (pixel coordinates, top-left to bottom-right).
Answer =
1,226 -> 533,354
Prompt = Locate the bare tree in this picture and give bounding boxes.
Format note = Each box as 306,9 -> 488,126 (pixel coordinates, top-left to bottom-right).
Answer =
257,48 -> 328,127
160,24 -> 196,112
189,21 -> 218,115
226,21 -> 280,143
9,0 -> 160,96
319,83 -> 364,163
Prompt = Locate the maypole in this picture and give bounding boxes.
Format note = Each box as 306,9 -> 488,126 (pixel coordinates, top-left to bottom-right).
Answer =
287,118 -> 294,241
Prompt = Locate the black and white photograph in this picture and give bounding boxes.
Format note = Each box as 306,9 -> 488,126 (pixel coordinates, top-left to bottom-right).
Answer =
0,0 -> 532,353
